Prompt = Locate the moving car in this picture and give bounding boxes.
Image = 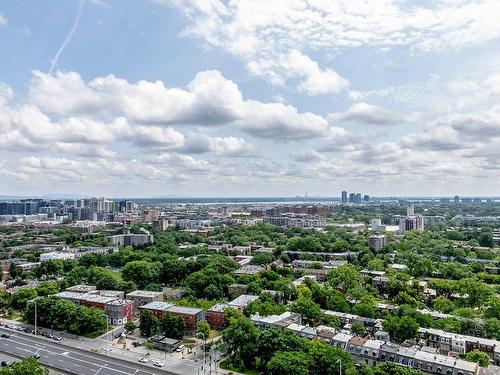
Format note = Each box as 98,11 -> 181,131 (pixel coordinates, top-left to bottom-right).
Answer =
138,357 -> 148,363
0,333 -> 10,338
153,361 -> 165,367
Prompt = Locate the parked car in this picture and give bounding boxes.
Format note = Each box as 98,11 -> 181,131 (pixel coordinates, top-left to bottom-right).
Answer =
1,361 -> 12,367
138,357 -> 148,363
153,361 -> 165,367
0,333 -> 9,338
176,344 -> 185,352
31,354 -> 40,359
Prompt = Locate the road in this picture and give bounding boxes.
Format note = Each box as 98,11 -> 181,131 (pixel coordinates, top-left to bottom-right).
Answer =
0,329 -> 173,375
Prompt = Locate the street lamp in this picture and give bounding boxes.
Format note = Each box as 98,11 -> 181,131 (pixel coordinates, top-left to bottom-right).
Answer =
196,332 -> 206,374
101,312 -> 109,351
26,297 -> 41,335
337,358 -> 342,375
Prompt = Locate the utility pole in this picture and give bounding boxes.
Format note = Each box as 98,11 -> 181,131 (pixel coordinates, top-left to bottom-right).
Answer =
34,299 -> 37,335
196,332 -> 206,374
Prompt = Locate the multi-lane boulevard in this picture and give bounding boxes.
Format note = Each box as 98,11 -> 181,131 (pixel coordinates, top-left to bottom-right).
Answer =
0,328 -> 181,375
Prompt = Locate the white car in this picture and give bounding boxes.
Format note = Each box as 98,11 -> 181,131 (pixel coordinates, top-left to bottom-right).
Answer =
176,344 -> 185,352
153,361 -> 165,367
138,357 -> 148,363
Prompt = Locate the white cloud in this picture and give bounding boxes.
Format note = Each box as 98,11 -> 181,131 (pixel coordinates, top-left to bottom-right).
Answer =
290,150 -> 325,163
329,102 -> 402,126
0,83 -> 13,105
28,69 -> 328,141
166,0 -> 500,93
182,134 -> 255,156
0,13 -> 7,27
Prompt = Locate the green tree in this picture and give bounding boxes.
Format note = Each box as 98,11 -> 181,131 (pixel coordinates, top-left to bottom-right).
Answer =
456,278 -> 492,307
70,306 -> 107,335
367,259 -> 385,271
0,357 -> 49,375
351,322 -> 365,336
327,264 -> 360,291
0,292 -> 10,318
465,349 -> 490,367
255,327 -> 305,370
290,296 -> 322,325
222,315 -> 258,369
122,261 -> 160,289
196,321 -> 210,340
9,263 -> 18,279
35,281 -> 60,297
12,288 -> 37,310
306,339 -> 356,375
372,361 -> 424,375
383,315 -> 419,343
485,296 -> 500,320
251,253 -> 275,265
140,310 -> 160,337
124,321 -> 136,334
433,296 -> 455,313
482,318 -> 500,340
267,351 -> 310,375
478,232 -> 494,248
353,295 -> 377,318
160,313 -> 186,340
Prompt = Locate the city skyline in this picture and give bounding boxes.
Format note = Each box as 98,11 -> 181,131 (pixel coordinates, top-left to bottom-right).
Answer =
1,1 -> 500,197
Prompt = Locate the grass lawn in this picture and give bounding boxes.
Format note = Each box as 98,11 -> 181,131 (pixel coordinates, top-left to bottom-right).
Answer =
208,329 -> 221,340
10,312 -> 22,321
219,361 -> 260,375
111,270 -> 122,281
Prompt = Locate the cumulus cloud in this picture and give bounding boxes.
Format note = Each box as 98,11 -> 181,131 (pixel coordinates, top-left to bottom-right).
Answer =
3,65 -> 500,195
290,150 -> 326,163
28,69 -> 328,140
165,0 -> 500,93
248,50 -> 349,95
329,102 -> 402,126
0,13 -> 7,27
402,110 -> 500,151
0,83 -> 13,105
182,134 -> 255,157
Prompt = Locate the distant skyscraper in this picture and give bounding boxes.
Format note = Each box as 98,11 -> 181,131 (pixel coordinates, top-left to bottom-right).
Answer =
341,191 -> 348,203
355,193 -> 362,204
454,195 -> 460,203
363,195 -> 370,202
349,193 -> 355,203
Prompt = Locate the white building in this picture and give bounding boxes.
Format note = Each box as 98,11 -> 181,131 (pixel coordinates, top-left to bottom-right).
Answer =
40,252 -> 75,261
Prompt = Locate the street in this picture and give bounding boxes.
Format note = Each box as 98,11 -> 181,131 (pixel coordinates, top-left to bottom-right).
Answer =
0,328 -> 181,375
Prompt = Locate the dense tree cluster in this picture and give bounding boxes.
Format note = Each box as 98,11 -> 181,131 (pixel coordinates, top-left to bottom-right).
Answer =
23,296 -> 106,335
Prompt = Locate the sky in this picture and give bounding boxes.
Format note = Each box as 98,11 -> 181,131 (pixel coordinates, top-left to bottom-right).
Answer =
1,0 -> 500,198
